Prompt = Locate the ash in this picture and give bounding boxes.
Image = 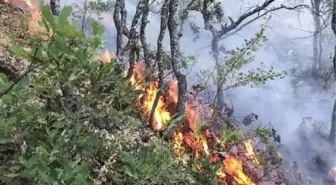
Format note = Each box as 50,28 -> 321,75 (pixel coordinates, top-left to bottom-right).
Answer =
277,117 -> 336,185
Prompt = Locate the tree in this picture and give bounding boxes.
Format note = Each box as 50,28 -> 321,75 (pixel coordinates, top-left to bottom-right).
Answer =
178,0 -> 308,109
310,0 -> 334,75
329,0 -> 336,145
50,0 -> 60,15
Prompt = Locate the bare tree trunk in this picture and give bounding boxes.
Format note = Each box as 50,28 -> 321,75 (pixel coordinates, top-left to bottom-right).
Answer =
140,0 -> 150,68
125,0 -> 146,80
149,0 -> 170,128
166,0 -> 187,137
211,37 -> 225,107
311,0 -> 323,74
329,0 -> 336,145
50,0 -> 60,16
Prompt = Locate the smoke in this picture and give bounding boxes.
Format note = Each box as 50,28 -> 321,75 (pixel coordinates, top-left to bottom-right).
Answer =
59,0 -> 335,180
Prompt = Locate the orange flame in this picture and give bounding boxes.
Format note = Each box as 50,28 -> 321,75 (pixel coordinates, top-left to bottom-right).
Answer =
127,61 -> 256,185
102,49 -> 112,63
223,156 -> 256,185
129,62 -> 172,130
4,0 -> 36,10
244,139 -> 259,165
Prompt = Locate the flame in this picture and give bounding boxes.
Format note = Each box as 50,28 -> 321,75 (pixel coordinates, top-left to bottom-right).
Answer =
244,139 -> 259,165
28,10 -> 42,37
4,0 -> 36,9
223,156 -> 256,185
102,49 -> 112,63
4,0 -> 43,37
126,61 -> 257,185
129,62 -> 172,130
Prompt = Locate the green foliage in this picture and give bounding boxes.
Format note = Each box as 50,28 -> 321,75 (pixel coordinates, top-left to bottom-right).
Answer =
87,0 -> 115,15
117,143 -> 187,184
0,2 -> 185,185
199,23 -> 286,102
71,0 -> 115,33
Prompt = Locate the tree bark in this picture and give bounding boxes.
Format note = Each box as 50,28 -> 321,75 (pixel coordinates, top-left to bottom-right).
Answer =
149,0 -> 170,129
50,0 -> 60,16
166,0 -> 187,137
329,0 -> 336,145
311,0 -> 323,74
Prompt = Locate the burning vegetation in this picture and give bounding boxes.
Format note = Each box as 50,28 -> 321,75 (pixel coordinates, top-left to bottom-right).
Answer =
103,55 -> 266,184
0,0 -> 335,185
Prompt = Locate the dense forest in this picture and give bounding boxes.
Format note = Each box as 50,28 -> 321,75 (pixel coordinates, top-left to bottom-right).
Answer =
0,0 -> 335,184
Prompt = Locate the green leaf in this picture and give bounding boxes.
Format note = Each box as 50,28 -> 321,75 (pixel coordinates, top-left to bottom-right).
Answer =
6,117 -> 17,126
126,116 -> 142,127
122,152 -> 134,163
91,21 -> 102,36
10,46 -> 28,57
40,3 -> 56,31
58,6 -> 72,27
1,95 -> 12,105
0,73 -> 9,85
0,136 -> 12,144
35,146 -> 49,155
122,165 -> 135,178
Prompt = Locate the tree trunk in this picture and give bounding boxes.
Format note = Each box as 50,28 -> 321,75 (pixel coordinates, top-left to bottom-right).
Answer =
329,0 -> 336,145
329,98 -> 336,144
211,37 -> 225,107
166,0 -> 188,138
50,0 -> 60,16
311,0 -> 322,74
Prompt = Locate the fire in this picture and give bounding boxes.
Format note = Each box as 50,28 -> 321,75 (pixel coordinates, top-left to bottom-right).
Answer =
28,10 -> 42,37
129,62 -> 172,130
4,0 -> 36,10
126,61 -> 257,185
244,139 -> 259,165
102,49 -> 112,63
4,0 -> 42,37
223,156 -> 256,185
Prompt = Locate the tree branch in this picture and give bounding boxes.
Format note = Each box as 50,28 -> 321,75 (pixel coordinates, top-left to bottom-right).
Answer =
217,2 -> 309,38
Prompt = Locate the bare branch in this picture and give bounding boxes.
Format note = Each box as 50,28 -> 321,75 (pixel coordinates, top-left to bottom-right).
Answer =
217,3 -> 309,39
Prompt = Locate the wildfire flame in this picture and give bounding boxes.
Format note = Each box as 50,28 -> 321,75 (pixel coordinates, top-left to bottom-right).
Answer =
244,139 -> 259,165
102,49 -> 113,63
127,61 -> 257,185
4,0 -> 42,37
4,0 -> 36,10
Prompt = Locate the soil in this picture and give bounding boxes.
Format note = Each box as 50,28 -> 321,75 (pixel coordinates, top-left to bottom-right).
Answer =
0,2 -> 30,80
